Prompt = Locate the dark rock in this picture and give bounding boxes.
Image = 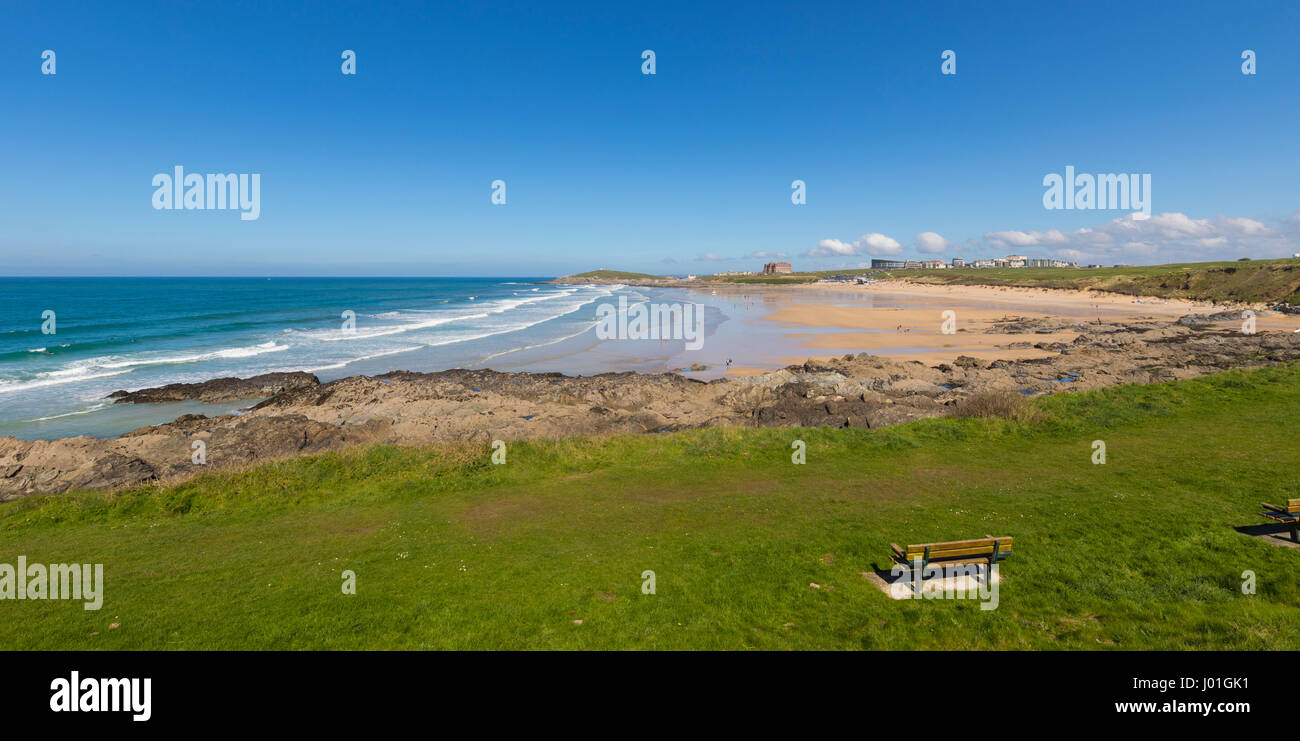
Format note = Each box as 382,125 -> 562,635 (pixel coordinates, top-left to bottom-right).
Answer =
68,454 -> 156,490
109,372 -> 319,404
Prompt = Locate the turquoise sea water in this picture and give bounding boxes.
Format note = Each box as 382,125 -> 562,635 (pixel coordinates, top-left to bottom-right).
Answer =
0,277 -> 641,440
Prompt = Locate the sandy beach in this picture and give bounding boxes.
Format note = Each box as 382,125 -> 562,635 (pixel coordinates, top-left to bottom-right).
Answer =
718,280 -> 1300,373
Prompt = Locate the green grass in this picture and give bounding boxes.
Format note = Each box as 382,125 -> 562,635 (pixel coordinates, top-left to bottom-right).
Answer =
2,364 -> 1299,649
880,258 -> 1300,305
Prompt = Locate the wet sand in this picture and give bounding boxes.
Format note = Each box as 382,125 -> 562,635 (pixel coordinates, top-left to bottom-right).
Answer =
713,280 -> 1300,374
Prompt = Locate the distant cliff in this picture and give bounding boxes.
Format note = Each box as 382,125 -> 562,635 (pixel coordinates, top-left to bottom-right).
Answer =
546,270 -> 679,285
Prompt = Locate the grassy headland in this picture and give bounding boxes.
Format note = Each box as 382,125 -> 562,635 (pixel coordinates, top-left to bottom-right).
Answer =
2,363 -> 1297,650
881,258 -> 1300,306
548,269 -> 663,283
552,258 -> 1300,304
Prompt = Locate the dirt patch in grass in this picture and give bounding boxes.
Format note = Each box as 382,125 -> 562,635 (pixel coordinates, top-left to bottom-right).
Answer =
456,492 -> 558,535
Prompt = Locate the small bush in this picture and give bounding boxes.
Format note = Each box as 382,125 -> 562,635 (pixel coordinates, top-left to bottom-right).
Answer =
951,391 -> 1033,421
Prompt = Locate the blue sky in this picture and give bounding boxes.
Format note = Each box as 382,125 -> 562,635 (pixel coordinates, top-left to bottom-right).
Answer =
1,0 -> 1297,276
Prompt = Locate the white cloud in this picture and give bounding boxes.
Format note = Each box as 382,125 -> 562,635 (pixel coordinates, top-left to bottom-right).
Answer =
746,250 -> 789,259
985,228 -> 1069,247
695,252 -> 726,262
914,232 -> 952,254
861,233 -> 903,255
798,211 -> 1294,266
805,233 -> 902,257
810,238 -> 855,256
981,212 -> 1288,264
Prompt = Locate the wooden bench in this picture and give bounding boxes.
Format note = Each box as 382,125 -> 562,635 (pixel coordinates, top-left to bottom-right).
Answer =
890,535 -> 1013,573
1260,499 -> 1300,543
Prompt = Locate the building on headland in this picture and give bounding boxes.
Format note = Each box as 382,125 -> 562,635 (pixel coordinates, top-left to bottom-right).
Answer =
951,257 -> 965,268
870,259 -> 907,269
762,261 -> 793,274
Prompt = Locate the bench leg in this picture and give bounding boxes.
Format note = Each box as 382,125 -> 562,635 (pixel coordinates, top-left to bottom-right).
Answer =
1291,524 -> 1298,544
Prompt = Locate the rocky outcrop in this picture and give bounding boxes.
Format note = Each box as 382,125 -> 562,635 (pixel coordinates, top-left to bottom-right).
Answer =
1175,310 -> 1248,326
3,318 -> 1299,500
107,372 -> 319,404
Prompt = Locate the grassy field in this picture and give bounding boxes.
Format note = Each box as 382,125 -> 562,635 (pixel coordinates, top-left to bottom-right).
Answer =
2,365 -> 1298,649
867,258 -> 1300,305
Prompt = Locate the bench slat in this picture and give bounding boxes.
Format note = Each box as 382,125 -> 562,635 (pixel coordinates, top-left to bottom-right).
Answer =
901,537 -> 1012,558
905,536 -> 1012,551
909,538 -> 1008,556
893,555 -> 1006,569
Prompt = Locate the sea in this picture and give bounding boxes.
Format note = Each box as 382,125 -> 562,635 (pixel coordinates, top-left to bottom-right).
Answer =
0,277 -> 671,441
